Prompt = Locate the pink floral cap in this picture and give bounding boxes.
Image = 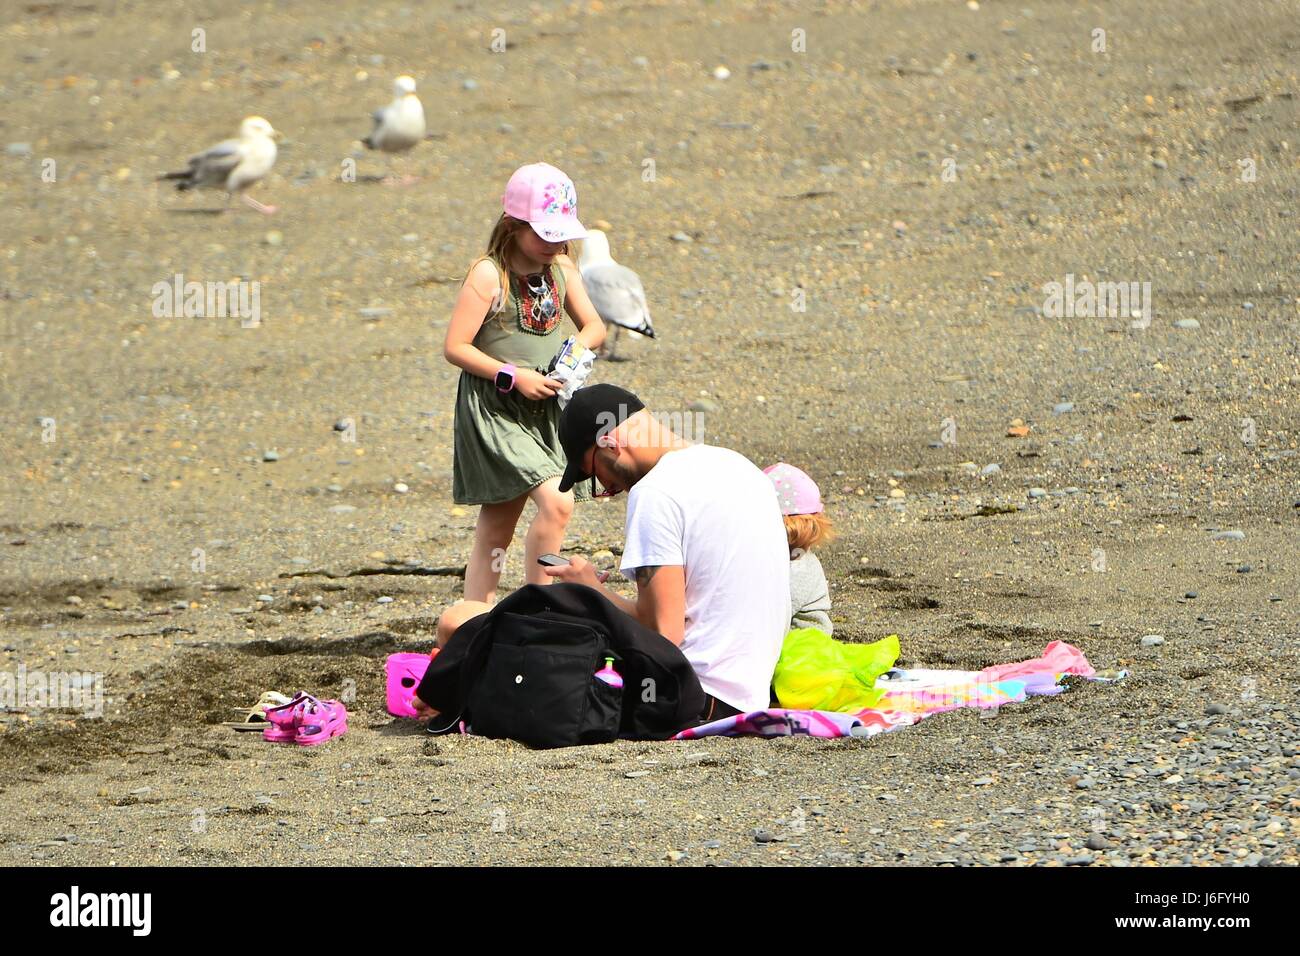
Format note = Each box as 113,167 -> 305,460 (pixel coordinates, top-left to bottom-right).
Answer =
763,462 -> 823,516
502,162 -> 587,243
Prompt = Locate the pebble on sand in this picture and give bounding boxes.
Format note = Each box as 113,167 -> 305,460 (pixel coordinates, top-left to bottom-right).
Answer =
1211,529 -> 1245,541
1140,635 -> 1165,647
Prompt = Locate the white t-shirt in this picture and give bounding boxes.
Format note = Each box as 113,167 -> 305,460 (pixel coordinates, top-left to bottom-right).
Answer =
620,444 -> 792,713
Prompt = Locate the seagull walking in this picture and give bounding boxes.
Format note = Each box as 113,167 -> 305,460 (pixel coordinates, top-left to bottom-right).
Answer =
578,229 -> 656,361
362,75 -> 427,185
158,116 -> 281,214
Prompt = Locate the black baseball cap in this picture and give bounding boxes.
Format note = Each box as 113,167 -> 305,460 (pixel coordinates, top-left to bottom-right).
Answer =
557,384 -> 646,492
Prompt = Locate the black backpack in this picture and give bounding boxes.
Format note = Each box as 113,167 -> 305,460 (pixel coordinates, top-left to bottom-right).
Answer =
415,583 -> 705,748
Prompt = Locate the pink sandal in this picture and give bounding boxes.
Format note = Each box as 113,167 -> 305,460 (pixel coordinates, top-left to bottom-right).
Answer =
262,692 -> 316,743
295,698 -> 348,746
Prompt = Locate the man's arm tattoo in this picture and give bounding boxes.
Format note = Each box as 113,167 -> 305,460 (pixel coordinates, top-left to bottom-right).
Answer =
634,566 -> 660,588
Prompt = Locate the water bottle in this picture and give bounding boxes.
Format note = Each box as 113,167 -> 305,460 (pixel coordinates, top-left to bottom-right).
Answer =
594,657 -> 623,689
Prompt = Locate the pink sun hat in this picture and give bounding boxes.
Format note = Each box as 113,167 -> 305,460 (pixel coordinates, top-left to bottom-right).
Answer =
763,463 -> 824,516
502,162 -> 587,243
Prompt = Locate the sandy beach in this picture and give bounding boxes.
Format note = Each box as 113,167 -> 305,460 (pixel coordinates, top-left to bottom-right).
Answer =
1,0 -> 1297,866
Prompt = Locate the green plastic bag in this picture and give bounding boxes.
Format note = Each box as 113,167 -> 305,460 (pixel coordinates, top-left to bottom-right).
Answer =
773,628 -> 900,712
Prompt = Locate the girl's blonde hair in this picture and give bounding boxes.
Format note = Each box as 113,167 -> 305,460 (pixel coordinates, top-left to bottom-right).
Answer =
785,512 -> 835,556
467,213 -> 578,324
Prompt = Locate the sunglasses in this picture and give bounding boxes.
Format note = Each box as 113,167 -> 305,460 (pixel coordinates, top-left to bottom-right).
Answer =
525,273 -> 558,320
584,445 -> 618,499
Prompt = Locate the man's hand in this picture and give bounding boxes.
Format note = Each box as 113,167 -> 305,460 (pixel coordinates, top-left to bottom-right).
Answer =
542,554 -> 611,587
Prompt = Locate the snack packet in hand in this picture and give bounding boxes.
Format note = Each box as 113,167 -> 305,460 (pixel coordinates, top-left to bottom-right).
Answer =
546,335 -> 596,408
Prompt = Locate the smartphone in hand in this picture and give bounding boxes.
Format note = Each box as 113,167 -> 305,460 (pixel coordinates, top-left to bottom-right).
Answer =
537,553 -> 571,567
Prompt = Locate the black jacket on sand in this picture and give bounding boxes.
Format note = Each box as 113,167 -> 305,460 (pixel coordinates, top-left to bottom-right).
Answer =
415,582 -> 706,741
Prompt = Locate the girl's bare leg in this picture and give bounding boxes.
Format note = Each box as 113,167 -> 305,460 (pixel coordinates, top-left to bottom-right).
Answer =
462,495 -> 528,603
410,599 -> 493,718
436,600 -> 492,648
524,477 -> 575,586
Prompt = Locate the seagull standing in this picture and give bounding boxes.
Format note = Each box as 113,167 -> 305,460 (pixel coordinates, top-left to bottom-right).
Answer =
578,229 -> 656,361
362,75 -> 427,185
158,116 -> 281,214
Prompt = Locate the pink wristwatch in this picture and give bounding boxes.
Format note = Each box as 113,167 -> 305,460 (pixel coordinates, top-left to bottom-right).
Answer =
495,363 -> 517,393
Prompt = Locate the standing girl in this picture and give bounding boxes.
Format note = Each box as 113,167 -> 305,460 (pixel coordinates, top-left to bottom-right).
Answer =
444,163 -> 606,603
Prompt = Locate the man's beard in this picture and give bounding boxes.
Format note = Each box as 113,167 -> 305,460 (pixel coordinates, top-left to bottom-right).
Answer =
608,455 -> 641,491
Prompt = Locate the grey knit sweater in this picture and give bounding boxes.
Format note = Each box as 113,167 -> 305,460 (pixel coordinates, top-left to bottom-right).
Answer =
788,551 -> 832,635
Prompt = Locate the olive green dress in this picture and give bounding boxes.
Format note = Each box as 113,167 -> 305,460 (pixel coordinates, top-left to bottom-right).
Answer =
452,261 -> 591,505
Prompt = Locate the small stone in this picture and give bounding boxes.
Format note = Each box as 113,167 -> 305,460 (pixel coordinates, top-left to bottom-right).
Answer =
1236,564 -> 1252,574
670,232 -> 694,243
262,450 -> 280,462
377,596 -> 394,604
1086,834 -> 1109,851
257,594 -> 274,603
888,488 -> 906,499
1152,158 -> 1168,170
358,307 -> 392,318
1174,319 -> 1201,329
712,66 -> 731,80
687,398 -> 718,413
973,777 -> 994,786
329,504 -> 357,514
1140,635 -> 1165,647
980,464 -> 1002,476
1211,529 -> 1245,541
66,595 -> 83,605
752,829 -> 782,844
368,817 -> 388,825
263,230 -> 283,246
1075,777 -> 1095,790
1053,402 -> 1075,414
624,770 -> 650,778
393,482 -> 409,494
665,849 -> 687,862
1204,703 -> 1228,716
1185,591 -> 1198,599
1028,487 -> 1048,499
462,78 -> 478,91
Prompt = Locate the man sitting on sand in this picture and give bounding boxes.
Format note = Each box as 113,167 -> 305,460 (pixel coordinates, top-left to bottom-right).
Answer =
418,383 -> 792,723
